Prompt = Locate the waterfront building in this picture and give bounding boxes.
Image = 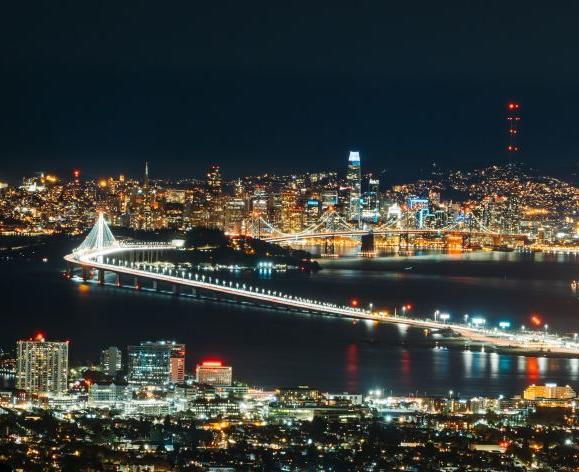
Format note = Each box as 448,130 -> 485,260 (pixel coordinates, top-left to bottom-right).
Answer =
127,341 -> 185,386
196,361 -> 233,387
100,346 -> 122,377
523,383 -> 576,401
346,151 -> 362,226
16,334 -> 69,395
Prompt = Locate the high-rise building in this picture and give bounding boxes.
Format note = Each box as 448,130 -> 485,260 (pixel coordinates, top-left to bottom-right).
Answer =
206,165 -> 222,197
170,343 -> 186,384
100,346 -> 122,377
127,341 -> 185,386
362,177 -> 380,222
304,199 -> 321,227
206,165 -> 224,228
346,151 -> 361,226
224,198 -> 247,235
280,188 -> 303,233
196,361 -> 232,387
16,334 -> 69,395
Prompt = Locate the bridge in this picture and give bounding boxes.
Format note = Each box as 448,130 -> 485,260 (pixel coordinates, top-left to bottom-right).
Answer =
62,214 -> 579,355
64,214 -> 475,327
247,210 -> 529,248
64,213 -> 395,322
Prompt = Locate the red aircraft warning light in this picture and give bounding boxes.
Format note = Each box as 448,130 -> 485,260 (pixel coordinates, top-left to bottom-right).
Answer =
351,299 -> 359,307
201,361 -> 223,367
506,102 -> 521,153
530,314 -> 542,327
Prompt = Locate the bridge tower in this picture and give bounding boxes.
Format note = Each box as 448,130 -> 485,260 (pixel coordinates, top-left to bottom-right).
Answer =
360,231 -> 375,256
76,212 -> 117,253
322,236 -> 335,257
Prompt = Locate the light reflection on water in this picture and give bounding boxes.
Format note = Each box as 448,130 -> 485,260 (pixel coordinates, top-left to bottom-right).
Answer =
1,248 -> 578,397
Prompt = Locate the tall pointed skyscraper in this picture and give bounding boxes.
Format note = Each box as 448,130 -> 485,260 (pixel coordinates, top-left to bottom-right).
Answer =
346,151 -> 361,226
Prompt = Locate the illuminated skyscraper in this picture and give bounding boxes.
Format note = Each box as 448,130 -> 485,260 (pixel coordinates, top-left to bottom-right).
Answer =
100,346 -> 122,377
206,165 -> 222,197
280,187 -> 303,233
16,334 -> 69,395
170,343 -> 186,384
206,165 -> 224,228
362,177 -> 380,222
196,361 -> 232,387
346,151 -> 361,226
127,341 -> 185,386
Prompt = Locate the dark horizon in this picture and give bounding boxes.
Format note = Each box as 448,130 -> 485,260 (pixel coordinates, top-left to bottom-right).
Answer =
1,2 -> 579,183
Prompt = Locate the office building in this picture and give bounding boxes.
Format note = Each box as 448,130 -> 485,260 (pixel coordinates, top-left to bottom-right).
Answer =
127,341 -> 185,386
100,346 -> 122,377
196,361 -> 233,387
346,151 -> 361,226
16,334 -> 69,395
170,343 -> 186,384
206,165 -> 222,197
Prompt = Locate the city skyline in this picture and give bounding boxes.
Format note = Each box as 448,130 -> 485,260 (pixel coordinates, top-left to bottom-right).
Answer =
1,3 -> 579,469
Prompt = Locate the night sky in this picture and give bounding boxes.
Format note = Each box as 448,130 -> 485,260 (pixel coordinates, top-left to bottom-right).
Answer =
1,1 -> 578,182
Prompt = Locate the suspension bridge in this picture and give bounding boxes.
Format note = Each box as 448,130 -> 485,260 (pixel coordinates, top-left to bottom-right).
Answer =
64,213 -> 384,320
247,209 -> 529,250
63,214 -> 452,326
62,214 -> 579,355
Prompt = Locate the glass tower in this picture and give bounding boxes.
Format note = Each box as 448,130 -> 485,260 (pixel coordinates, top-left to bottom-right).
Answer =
346,151 -> 362,226
127,341 -> 185,386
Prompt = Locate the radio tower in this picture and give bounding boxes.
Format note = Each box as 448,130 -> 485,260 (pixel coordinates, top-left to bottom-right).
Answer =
506,102 -> 521,154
